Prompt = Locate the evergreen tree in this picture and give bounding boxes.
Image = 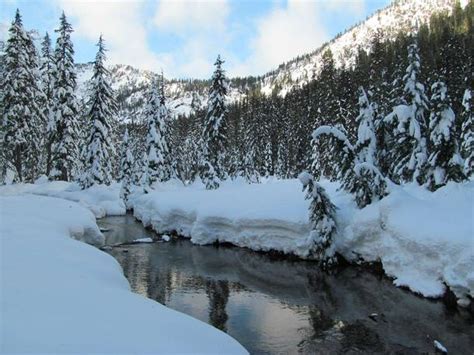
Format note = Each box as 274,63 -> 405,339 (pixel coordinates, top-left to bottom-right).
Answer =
200,55 -> 229,188
385,41 -> 429,184
133,151 -> 148,186
80,36 -> 116,189
312,125 -> 355,191
119,128 -> 134,207
40,32 -> 56,176
460,88 -> 473,177
142,75 -> 170,191
425,81 -> 464,190
299,172 -> 337,267
49,12 -> 79,181
353,87 -> 388,207
1,10 -> 45,182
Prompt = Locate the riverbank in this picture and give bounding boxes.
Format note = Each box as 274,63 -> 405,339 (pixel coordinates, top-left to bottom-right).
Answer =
0,194 -> 247,353
130,177 -> 474,307
1,177 -> 472,308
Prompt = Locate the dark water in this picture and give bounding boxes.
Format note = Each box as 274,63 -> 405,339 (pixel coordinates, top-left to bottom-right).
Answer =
99,214 -> 473,354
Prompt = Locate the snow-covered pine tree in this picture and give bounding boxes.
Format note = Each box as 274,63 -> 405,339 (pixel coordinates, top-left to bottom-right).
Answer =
311,125 -> 355,192
298,172 -> 337,267
241,148 -> 259,183
460,88 -> 473,177
353,87 -> 388,208
384,41 -> 429,184
133,151 -> 148,187
142,75 -> 170,192
426,81 -> 465,190
49,12 -> 79,181
80,36 -> 116,189
40,32 -> 56,176
200,55 -> 229,188
263,140 -> 272,177
1,10 -> 45,182
158,73 -> 174,180
119,128 -> 134,207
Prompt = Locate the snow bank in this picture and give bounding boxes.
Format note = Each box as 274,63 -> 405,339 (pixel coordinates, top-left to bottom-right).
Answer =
0,194 -> 247,353
339,181 -> 474,304
131,178 -> 474,304
0,178 -> 125,217
131,178 -> 321,257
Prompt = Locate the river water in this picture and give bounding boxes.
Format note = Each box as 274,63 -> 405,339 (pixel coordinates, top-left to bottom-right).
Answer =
98,214 -> 473,354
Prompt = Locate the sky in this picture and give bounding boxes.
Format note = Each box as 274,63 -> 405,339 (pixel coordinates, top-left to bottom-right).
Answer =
0,0 -> 390,79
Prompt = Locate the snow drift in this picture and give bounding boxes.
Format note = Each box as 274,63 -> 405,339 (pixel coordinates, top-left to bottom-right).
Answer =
0,177 -> 125,217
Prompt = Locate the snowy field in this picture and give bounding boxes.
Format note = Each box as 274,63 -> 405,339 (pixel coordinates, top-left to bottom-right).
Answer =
130,178 -> 474,306
0,192 -> 247,353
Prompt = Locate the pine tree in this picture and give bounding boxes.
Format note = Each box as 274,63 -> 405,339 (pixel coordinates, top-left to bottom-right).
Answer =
119,128 -> 134,207
142,75 -> 170,191
298,172 -> 337,267
263,140 -> 272,177
49,12 -> 79,181
200,55 -> 229,188
40,32 -> 55,176
1,10 -> 45,182
311,125 -> 355,191
425,81 -> 465,190
385,41 -> 429,184
133,151 -> 148,186
353,87 -> 388,208
80,36 -> 116,189
460,88 -> 473,177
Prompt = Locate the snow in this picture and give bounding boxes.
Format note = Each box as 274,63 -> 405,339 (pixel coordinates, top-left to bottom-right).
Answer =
131,178 -> 474,305
0,194 -> 247,354
132,237 -> 154,243
0,179 -> 125,218
162,234 -> 171,242
434,340 -> 448,353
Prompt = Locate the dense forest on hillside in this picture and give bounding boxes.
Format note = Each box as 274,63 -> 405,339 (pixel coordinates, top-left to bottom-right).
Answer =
165,1 -> 472,184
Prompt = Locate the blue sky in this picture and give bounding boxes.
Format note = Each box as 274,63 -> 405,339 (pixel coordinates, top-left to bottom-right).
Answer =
0,0 -> 390,79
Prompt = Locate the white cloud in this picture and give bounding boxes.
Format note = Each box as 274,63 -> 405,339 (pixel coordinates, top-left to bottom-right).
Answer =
57,0 -> 165,72
229,0 -> 366,77
152,0 -> 231,78
154,0 -> 229,34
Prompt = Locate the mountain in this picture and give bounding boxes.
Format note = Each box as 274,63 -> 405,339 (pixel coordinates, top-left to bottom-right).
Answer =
76,0 -> 458,123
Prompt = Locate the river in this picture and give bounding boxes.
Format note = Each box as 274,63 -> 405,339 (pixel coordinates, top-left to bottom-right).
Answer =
98,214 -> 473,354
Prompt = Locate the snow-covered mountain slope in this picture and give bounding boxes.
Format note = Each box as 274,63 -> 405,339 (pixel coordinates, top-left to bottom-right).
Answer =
259,0 -> 456,95
76,0 -> 457,122
76,63 -> 250,122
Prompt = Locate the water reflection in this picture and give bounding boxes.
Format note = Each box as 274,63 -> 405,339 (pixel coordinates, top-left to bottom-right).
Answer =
100,215 -> 474,354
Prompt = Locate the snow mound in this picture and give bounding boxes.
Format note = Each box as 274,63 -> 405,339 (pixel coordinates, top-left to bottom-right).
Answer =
339,181 -> 474,304
0,194 -> 247,354
131,179 -> 318,257
0,181 -> 125,218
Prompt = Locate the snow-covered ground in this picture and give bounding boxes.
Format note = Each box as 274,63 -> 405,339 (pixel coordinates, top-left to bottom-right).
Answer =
0,176 -> 125,217
0,193 -> 247,353
130,177 -> 474,306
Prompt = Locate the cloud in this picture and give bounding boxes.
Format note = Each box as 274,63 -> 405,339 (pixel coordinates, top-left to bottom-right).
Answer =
229,0 -> 366,77
51,0 -> 367,79
152,0 -> 231,78
57,0 -> 165,72
154,0 -> 229,34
